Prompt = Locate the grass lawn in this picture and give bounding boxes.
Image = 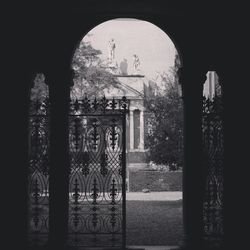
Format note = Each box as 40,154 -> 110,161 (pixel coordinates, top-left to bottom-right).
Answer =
126,200 -> 183,246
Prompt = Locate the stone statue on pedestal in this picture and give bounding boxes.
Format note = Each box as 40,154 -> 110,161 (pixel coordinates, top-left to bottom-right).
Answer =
108,38 -> 116,64
133,54 -> 140,73
106,38 -> 119,74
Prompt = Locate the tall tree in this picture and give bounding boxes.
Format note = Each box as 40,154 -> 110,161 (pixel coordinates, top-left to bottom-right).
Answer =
145,53 -> 183,170
71,38 -> 120,99
30,39 -> 119,102
30,73 -> 48,101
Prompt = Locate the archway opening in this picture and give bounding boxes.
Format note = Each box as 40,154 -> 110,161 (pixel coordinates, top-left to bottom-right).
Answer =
70,18 -> 184,248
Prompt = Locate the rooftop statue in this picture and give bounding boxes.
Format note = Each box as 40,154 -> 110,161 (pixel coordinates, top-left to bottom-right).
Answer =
108,38 -> 116,64
119,58 -> 128,75
133,54 -> 140,72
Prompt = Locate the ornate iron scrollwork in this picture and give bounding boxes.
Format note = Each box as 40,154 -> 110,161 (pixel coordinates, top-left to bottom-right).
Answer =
91,118 -> 99,151
68,96 -> 127,248
81,152 -> 90,176
110,119 -> 118,150
28,97 -> 50,247
100,152 -> 108,176
69,95 -> 129,116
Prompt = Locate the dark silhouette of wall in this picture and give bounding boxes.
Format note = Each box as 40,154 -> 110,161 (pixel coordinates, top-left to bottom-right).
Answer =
4,1 -> 248,250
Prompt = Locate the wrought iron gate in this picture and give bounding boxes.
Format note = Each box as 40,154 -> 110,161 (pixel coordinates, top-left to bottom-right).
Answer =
202,95 -> 224,248
28,97 -> 50,246
68,96 -> 128,248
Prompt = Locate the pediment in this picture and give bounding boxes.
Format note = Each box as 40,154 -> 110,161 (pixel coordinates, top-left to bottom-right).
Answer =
94,81 -> 144,98
72,76 -> 146,100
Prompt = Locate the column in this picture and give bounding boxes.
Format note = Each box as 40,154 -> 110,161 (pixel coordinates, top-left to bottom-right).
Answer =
180,66 -> 207,250
129,109 -> 134,150
139,109 -> 144,150
48,67 -> 71,249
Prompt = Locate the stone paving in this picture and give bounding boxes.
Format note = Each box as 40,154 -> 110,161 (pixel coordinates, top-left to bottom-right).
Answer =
127,246 -> 179,250
126,192 -> 183,247
126,191 -> 182,201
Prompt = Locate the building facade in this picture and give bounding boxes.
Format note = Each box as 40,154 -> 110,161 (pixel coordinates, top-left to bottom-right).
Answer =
90,74 -> 149,173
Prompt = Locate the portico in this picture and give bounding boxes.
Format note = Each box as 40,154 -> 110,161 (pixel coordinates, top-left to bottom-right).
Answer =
99,73 -> 148,171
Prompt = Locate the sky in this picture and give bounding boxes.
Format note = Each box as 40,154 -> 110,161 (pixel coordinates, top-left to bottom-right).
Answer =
81,18 -> 177,80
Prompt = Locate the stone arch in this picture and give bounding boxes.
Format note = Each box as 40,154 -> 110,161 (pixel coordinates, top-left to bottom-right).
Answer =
24,7 -> 215,250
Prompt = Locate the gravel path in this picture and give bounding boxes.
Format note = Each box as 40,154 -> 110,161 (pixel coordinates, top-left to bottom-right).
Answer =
126,192 -> 182,201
